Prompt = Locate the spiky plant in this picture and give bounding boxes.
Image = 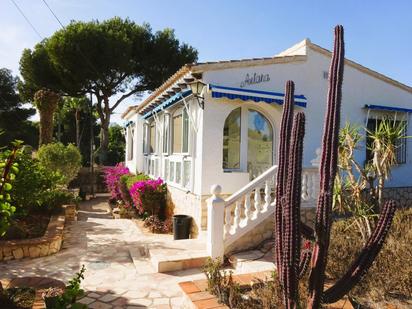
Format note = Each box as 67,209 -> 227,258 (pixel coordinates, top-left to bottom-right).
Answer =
273,25 -> 397,309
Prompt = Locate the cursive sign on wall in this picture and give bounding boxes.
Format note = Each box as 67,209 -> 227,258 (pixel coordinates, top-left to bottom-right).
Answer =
240,73 -> 270,88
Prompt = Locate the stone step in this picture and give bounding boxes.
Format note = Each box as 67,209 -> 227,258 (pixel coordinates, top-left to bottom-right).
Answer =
128,245 -> 156,274
229,248 -> 275,274
147,239 -> 209,273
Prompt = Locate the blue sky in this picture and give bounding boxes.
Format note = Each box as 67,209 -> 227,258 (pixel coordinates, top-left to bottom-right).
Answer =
1,0 -> 411,122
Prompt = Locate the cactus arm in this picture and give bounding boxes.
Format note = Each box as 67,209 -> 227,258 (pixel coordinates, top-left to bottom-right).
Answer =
307,25 -> 345,309
298,250 -> 312,279
283,112 -> 306,308
275,80 -> 295,279
322,200 -> 396,303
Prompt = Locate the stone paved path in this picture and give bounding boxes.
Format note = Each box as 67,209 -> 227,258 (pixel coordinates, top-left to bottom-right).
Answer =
0,195 -> 205,308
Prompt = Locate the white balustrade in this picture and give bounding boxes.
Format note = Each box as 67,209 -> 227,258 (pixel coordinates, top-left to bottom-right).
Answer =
207,165 -> 319,257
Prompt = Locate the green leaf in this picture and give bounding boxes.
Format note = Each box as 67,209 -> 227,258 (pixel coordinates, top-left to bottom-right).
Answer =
3,183 -> 12,191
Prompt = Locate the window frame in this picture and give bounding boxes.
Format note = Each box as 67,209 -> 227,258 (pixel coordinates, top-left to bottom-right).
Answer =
163,113 -> 171,155
143,123 -> 149,155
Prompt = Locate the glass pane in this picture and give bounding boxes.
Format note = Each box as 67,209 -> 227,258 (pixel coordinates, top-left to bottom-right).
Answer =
182,109 -> 189,153
223,108 -> 241,169
164,158 -> 169,180
170,161 -> 175,182
248,110 -> 273,179
176,162 -> 181,184
173,114 -> 182,153
163,114 -> 170,153
143,124 -> 148,154
183,160 -> 191,188
150,124 -> 156,153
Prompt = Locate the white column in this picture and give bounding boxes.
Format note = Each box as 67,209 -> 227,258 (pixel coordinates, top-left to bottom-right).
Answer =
207,184 -> 225,259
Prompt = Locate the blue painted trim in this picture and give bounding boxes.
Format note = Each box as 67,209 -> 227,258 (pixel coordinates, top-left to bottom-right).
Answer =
125,120 -> 134,128
209,84 -> 307,100
142,89 -> 192,119
364,104 -> 412,113
209,84 -> 307,108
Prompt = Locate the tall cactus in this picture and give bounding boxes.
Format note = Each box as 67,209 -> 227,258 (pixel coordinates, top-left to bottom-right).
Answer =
273,25 -> 397,309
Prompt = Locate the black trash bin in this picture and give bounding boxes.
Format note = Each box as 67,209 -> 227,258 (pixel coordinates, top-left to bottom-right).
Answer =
173,215 -> 191,240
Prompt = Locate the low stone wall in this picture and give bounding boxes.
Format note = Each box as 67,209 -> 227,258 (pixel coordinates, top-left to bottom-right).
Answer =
0,206 -> 73,261
382,187 -> 412,208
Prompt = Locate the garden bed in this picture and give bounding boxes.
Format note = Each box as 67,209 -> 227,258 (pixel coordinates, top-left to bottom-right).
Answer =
0,214 -> 51,241
0,214 -> 65,261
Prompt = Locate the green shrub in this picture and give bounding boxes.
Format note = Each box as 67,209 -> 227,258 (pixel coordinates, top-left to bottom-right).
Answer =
37,143 -> 82,186
11,153 -> 63,214
10,152 -> 76,214
41,190 -> 76,212
123,173 -> 150,189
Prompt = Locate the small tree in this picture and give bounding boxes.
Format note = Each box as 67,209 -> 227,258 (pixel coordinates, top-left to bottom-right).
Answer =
0,140 -> 22,235
367,118 -> 408,206
44,18 -> 198,163
37,142 -> 82,187
334,120 -> 409,241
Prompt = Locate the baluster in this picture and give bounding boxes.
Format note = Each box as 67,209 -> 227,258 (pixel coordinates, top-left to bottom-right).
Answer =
306,171 -> 313,200
254,186 -> 262,214
264,180 -> 271,211
301,172 -> 308,200
224,206 -> 232,237
244,193 -> 251,223
311,173 -> 319,199
233,201 -> 241,232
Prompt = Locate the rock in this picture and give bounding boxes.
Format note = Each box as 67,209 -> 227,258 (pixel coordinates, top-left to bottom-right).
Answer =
23,246 -> 29,256
3,247 -> 12,258
39,244 -> 49,257
29,246 -> 40,258
12,248 -> 24,259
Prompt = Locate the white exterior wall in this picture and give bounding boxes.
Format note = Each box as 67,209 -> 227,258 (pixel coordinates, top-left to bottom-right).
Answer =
200,49 -> 412,190
304,48 -> 412,187
123,45 -> 412,237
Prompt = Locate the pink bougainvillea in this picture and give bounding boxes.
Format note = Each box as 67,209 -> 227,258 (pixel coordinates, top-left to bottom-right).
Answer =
129,178 -> 165,215
103,163 -> 130,201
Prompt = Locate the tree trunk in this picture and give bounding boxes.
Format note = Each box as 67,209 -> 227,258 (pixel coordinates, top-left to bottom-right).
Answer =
75,108 -> 81,147
39,109 -> 54,146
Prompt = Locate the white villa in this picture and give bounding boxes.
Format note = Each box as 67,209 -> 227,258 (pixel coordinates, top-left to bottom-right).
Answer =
122,38 -> 412,254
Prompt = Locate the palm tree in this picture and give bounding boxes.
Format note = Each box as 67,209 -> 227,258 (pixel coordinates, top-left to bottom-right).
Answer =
33,89 -> 60,146
63,96 -> 88,147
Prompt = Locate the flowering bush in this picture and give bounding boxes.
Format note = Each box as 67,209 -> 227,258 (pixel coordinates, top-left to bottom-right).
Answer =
144,215 -> 172,233
103,163 -> 130,201
129,178 -> 166,216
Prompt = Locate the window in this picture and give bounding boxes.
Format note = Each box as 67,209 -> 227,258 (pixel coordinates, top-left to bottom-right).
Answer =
366,117 -> 407,164
172,108 -> 190,153
223,108 -> 241,169
149,123 -> 156,153
163,113 -> 170,154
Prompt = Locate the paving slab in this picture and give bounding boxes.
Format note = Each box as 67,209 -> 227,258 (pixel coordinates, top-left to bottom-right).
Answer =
0,194 -> 206,308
